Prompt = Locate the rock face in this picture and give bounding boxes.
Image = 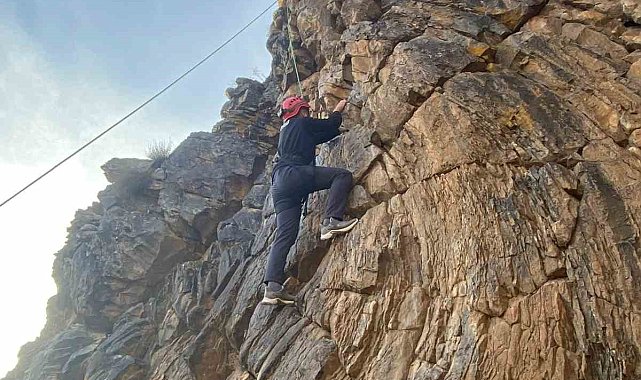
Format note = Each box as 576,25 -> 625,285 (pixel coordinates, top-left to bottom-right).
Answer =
5,1 -> 641,380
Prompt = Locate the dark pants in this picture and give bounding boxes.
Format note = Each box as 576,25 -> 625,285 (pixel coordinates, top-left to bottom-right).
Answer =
264,165 -> 352,284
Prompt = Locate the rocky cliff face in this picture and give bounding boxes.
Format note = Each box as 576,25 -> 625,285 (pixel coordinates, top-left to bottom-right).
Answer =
5,0 -> 641,379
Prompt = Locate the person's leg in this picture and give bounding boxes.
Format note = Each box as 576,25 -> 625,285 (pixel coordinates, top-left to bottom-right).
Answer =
311,166 -> 353,220
310,166 -> 358,240
264,205 -> 302,285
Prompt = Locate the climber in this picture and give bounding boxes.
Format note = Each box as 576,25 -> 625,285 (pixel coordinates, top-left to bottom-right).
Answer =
261,95 -> 358,305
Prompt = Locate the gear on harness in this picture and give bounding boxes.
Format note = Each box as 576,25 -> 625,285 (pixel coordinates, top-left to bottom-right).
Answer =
271,151 -> 312,218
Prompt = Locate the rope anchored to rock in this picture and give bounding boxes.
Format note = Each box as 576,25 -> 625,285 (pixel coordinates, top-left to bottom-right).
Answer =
284,3 -> 304,97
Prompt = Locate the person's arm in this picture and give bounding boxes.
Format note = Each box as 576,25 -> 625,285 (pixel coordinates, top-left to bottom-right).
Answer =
305,100 -> 347,144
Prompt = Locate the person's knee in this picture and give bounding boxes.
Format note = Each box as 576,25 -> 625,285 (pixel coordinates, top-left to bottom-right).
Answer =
275,224 -> 299,246
339,170 -> 353,186
283,231 -> 298,247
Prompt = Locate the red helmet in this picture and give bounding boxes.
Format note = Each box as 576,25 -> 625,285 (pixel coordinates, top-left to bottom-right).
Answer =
280,96 -> 310,121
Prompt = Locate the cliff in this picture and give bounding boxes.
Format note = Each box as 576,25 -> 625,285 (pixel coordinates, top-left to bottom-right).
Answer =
5,0 -> 641,379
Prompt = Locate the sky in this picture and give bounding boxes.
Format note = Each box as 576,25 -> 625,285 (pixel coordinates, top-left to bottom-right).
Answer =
0,1 -> 274,376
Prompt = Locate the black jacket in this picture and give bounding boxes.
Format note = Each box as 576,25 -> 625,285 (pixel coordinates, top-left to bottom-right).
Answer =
273,111 -> 342,170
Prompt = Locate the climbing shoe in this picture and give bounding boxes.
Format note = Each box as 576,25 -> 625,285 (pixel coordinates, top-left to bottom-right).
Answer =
320,217 -> 359,241
261,284 -> 296,306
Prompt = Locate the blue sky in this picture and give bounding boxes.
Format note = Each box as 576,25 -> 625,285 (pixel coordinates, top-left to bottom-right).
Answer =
0,1 -> 275,376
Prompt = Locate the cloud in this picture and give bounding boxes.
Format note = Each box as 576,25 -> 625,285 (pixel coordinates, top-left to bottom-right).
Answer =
0,22 -> 191,165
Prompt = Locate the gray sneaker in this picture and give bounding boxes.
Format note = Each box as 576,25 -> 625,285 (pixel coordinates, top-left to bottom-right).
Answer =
320,217 -> 359,241
260,286 -> 296,306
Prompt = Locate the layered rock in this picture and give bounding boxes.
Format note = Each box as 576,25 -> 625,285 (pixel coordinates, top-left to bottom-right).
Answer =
5,0 -> 641,379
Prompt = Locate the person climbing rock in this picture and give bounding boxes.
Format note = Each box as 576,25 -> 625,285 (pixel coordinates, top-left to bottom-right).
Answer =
261,96 -> 358,305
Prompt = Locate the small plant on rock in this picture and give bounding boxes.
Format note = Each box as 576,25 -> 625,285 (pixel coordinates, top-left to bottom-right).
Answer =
145,140 -> 173,164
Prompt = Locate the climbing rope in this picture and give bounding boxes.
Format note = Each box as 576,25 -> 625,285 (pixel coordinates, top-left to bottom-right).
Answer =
284,4 -> 304,97
280,2 -> 308,272
0,1 -> 278,210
